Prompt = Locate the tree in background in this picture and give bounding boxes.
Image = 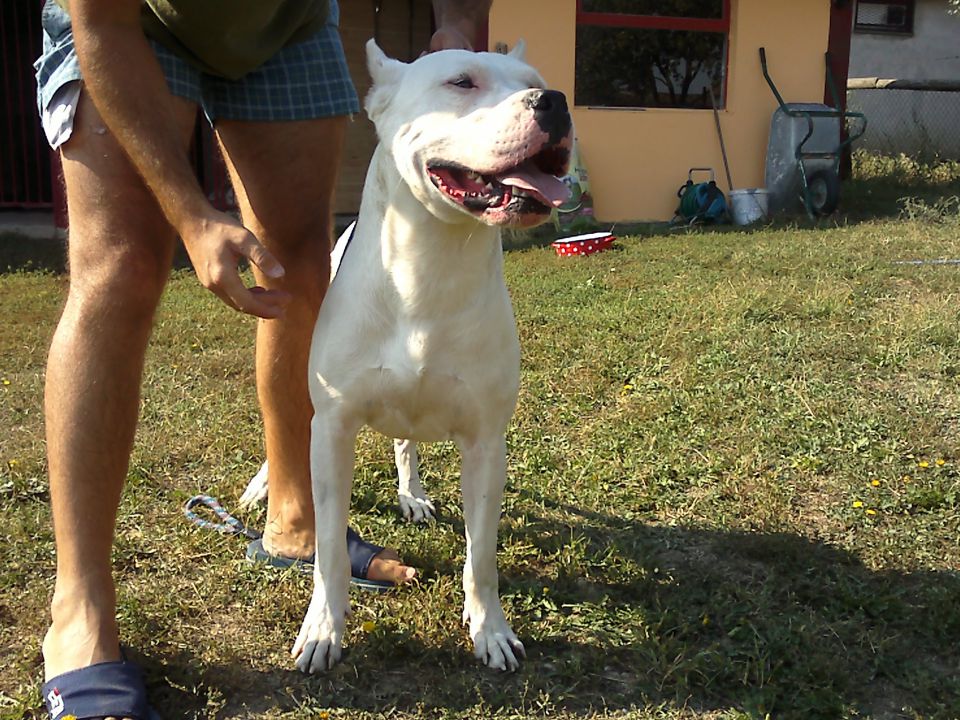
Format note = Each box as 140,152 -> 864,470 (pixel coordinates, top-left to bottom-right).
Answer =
575,0 -> 725,109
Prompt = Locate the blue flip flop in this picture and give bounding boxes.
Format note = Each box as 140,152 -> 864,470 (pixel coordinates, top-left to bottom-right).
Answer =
245,526 -> 394,592
41,657 -> 160,720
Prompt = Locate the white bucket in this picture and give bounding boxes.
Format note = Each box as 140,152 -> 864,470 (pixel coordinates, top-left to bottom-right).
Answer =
730,188 -> 769,226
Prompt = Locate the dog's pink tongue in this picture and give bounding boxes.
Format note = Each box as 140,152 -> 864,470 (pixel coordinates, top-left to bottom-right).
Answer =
499,161 -> 571,207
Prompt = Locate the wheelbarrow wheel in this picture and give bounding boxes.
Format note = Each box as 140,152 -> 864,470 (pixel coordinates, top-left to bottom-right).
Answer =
806,168 -> 840,217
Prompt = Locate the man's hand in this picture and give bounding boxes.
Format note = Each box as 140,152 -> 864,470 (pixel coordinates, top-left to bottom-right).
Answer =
71,0 -> 290,320
428,0 -> 492,52
179,210 -> 291,319
428,25 -> 474,52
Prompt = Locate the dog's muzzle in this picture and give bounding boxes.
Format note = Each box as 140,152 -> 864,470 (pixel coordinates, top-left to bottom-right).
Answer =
524,89 -> 572,147
426,89 -> 575,227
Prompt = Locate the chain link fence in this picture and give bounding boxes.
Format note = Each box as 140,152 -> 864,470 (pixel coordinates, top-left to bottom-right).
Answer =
846,80 -> 960,162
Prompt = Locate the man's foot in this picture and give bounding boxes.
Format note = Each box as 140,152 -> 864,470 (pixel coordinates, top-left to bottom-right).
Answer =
43,583 -> 121,682
366,545 -> 417,584
42,658 -> 157,720
254,527 -> 417,586
41,586 -> 151,720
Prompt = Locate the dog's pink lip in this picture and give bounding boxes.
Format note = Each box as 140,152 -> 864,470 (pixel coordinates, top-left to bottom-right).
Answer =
428,166 -> 521,217
426,143 -> 572,218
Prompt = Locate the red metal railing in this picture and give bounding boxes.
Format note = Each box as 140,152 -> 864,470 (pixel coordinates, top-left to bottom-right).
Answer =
575,0 -> 732,34
0,3 -> 234,226
0,1 -> 53,209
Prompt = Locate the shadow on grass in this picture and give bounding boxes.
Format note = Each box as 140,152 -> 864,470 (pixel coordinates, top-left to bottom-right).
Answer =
503,500 -> 960,719
141,500 -> 960,719
0,233 -> 196,275
0,233 -> 67,274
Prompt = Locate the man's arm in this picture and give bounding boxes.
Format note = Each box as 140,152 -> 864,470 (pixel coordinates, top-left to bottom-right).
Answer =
429,0 -> 493,51
70,0 -> 288,318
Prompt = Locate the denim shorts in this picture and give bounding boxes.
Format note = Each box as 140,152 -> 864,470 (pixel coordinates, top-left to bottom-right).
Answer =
34,0 -> 360,146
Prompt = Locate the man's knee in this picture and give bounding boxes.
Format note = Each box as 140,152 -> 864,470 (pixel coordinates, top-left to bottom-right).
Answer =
260,208 -> 334,266
66,230 -> 174,324
252,212 -> 332,308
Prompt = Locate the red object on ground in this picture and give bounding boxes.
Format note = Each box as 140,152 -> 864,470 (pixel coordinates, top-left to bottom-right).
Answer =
551,231 -> 615,257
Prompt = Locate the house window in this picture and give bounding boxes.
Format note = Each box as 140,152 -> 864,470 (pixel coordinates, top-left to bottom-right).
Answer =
854,0 -> 914,34
574,0 -> 731,110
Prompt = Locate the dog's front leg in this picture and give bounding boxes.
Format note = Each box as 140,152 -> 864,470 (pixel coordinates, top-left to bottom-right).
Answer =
292,412 -> 355,673
459,434 -> 525,671
394,438 -> 436,522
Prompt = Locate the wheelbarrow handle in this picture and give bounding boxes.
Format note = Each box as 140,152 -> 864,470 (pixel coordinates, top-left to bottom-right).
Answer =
758,47 -> 788,110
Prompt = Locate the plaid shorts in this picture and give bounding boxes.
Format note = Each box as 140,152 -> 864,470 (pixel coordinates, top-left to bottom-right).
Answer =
34,0 -> 360,131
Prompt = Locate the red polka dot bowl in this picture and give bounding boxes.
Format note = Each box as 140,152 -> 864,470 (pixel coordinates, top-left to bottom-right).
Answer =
551,231 -> 615,257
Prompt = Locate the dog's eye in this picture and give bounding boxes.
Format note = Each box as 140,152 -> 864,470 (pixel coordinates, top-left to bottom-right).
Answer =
448,75 -> 477,90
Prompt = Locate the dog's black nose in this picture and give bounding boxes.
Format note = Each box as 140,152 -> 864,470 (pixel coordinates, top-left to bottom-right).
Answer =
524,89 -> 567,115
524,89 -> 571,144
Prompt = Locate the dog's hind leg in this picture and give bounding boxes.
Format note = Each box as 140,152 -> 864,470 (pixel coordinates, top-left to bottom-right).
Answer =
292,413 -> 355,673
394,438 -> 436,523
238,460 -> 270,508
458,434 -> 524,671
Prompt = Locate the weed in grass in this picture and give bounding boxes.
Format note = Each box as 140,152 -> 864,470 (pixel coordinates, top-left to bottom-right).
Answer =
899,195 -> 960,225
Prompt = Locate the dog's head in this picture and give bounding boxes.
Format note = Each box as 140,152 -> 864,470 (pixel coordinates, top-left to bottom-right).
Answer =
365,40 -> 573,229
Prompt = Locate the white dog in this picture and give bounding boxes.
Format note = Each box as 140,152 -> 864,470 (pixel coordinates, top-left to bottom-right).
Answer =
248,40 -> 572,673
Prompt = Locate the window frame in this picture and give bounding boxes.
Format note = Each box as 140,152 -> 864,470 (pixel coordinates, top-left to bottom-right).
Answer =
574,0 -> 733,110
853,0 -> 915,35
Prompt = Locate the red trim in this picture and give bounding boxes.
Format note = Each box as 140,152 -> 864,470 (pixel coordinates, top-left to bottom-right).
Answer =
825,1 -> 853,109
576,0 -> 730,33
575,0 -> 731,109
576,12 -> 728,33
476,16 -> 489,52
826,0 -> 855,178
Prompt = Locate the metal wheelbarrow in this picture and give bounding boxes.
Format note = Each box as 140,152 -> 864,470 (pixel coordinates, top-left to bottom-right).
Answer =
760,47 -> 867,218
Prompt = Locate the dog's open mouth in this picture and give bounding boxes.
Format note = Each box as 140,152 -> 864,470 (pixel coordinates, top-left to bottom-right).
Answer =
427,146 -> 571,218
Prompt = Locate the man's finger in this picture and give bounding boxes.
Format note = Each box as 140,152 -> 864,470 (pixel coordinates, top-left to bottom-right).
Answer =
218,270 -> 289,319
240,234 -> 285,279
250,286 -> 293,309
238,289 -> 290,319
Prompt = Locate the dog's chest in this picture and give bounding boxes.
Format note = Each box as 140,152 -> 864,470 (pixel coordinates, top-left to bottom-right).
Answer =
352,321 -> 519,441
361,364 -> 467,441
314,180 -> 522,442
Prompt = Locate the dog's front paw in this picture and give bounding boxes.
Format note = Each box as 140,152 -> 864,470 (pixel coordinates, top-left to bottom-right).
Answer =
239,461 -> 269,508
292,601 -> 346,673
463,606 -> 525,672
398,491 -> 436,523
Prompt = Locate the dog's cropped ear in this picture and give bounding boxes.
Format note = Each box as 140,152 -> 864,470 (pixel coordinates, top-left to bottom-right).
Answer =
508,39 -> 527,62
366,39 -> 406,87
365,39 -> 407,124
365,39 -> 408,124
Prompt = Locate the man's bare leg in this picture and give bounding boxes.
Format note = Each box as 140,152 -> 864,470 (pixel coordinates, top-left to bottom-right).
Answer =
216,116 -> 415,583
42,90 -> 197,681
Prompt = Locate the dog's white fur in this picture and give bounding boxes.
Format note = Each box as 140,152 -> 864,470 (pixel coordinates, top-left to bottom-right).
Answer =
244,40 -> 572,673
241,421 -> 436,523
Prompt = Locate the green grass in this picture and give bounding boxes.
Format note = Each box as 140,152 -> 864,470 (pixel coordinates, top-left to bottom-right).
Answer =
2,155 -> 960,719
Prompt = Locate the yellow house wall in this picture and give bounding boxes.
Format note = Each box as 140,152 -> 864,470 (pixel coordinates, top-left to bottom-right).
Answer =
488,0 -> 832,221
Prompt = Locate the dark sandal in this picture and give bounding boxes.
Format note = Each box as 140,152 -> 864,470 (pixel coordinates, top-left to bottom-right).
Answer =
245,526 -> 394,592
41,657 -> 160,720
